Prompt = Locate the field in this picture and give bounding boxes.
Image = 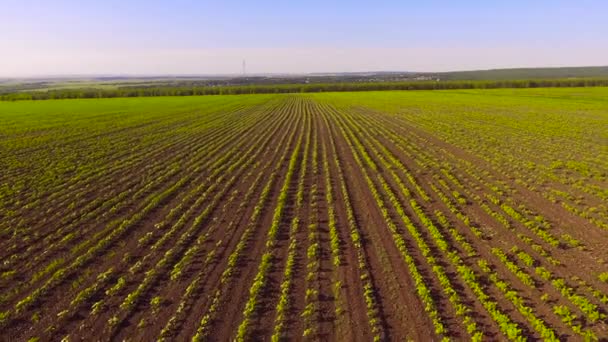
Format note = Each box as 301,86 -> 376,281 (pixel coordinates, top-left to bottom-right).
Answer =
0,88 -> 607,341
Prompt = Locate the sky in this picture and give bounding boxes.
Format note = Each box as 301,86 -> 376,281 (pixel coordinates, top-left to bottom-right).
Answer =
1,0 -> 607,76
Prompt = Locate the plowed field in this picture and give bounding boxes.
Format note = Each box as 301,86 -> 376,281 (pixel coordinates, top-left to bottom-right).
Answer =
1,88 -> 607,341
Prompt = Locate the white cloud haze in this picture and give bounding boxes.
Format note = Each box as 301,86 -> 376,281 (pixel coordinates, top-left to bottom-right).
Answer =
2,46 -> 607,77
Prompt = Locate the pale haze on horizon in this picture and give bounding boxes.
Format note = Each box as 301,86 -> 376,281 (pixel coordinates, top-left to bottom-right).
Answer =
1,0 -> 607,77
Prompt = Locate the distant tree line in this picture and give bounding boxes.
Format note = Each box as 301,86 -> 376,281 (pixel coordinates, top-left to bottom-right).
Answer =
2,78 -> 608,101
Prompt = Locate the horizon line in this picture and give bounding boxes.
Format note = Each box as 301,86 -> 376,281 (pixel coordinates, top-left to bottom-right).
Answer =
2,64 -> 608,80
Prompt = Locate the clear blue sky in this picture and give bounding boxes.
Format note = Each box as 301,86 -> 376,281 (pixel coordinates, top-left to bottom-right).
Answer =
1,0 -> 607,76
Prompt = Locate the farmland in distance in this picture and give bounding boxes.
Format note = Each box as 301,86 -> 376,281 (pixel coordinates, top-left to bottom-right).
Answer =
1,88 -> 608,341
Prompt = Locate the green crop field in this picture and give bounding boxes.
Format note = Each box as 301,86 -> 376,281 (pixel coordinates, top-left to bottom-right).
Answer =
1,88 -> 607,341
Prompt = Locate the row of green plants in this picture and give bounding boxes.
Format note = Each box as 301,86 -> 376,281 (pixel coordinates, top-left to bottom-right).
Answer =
159,155 -> 276,340
318,107 -> 384,340
487,194 -> 561,247
418,136 -> 608,332
301,117 -> 322,339
272,112 -> 312,341
3,172 -> 192,327
377,118 -> 574,276
110,173 -> 241,332
322,93 -> 608,339
158,114 -> 287,341
333,108 -> 449,339
353,112 -> 487,242
2,99 -> 288,336
105,105 -> 293,331
476,259 -> 559,340
387,93 -> 608,234
320,132 -> 348,326
334,102 -> 537,340
497,248 -> 601,340
427,211 -> 531,341
360,109 -> 587,340
2,105 -> 266,310
235,109 -> 306,341
4,78 -> 608,101
490,248 -> 536,288
361,102 -> 608,330
104,115 -> 288,334
341,107 -> 499,340
1,98 -> 257,249
191,102 -> 303,341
